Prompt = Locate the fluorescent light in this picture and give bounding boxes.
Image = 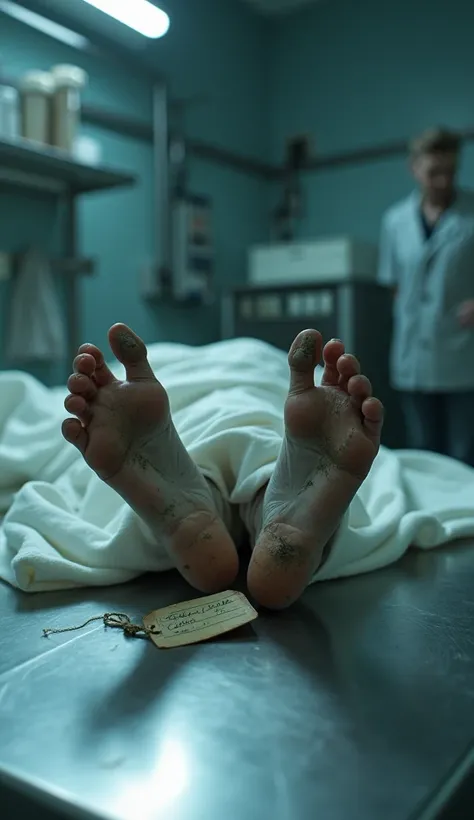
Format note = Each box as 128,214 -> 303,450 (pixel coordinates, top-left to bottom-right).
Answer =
0,1 -> 89,50
81,0 -> 170,38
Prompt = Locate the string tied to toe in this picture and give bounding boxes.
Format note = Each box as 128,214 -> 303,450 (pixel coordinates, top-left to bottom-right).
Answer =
43,612 -> 159,639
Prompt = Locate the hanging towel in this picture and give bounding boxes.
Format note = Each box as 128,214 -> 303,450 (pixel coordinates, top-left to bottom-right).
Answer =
6,247 -> 66,363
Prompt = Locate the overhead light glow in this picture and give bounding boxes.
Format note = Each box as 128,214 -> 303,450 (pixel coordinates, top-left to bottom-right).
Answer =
81,0 -> 170,39
0,1 -> 89,49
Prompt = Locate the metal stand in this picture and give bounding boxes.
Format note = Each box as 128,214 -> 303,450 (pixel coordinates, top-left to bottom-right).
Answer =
62,193 -> 80,365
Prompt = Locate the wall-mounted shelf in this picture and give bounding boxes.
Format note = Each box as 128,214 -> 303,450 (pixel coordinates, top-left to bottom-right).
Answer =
0,136 -> 136,195
0,135 -> 137,372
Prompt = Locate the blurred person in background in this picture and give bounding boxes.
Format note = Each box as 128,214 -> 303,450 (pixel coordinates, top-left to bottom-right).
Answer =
378,127 -> 474,465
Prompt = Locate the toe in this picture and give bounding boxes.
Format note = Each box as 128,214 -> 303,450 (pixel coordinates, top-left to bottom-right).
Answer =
73,353 -> 96,377
347,374 -> 372,407
64,394 -> 91,425
62,418 -> 88,455
78,342 -> 102,358
321,339 -> 345,386
362,396 -> 384,422
77,343 -> 116,387
288,329 -> 322,393
337,354 -> 360,390
67,373 -> 97,399
361,397 -> 384,442
108,324 -> 156,382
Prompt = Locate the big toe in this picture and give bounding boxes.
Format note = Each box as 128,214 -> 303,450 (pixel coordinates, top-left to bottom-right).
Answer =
288,329 -> 322,392
108,324 -> 156,382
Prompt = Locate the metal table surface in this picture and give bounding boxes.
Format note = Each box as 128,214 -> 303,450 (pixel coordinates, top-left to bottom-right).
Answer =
2,542 -> 474,820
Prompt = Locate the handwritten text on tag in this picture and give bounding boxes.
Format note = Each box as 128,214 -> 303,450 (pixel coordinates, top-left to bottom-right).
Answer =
143,590 -> 258,649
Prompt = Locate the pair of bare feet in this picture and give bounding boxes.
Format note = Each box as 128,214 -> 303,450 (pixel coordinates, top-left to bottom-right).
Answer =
62,325 -> 384,610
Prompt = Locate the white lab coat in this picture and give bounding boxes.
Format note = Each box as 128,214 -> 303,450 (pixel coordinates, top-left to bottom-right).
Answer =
378,189 -> 474,391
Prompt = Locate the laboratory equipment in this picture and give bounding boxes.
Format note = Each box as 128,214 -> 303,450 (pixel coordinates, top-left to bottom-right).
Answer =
222,278 -> 404,448
249,237 -> 378,287
272,135 -> 310,241
20,70 -> 54,144
170,194 -> 213,302
51,64 -> 87,151
73,134 -> 102,165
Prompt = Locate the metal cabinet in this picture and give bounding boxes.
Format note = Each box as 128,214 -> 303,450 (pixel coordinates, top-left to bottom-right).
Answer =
222,280 -> 406,448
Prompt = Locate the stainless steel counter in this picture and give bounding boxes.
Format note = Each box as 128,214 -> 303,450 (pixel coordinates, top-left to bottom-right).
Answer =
2,542 -> 474,820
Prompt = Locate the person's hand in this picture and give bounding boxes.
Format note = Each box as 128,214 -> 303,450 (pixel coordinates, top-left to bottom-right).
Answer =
458,299 -> 474,328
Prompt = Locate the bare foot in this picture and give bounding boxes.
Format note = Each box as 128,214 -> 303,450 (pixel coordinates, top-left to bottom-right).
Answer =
247,329 -> 384,610
62,324 -> 238,593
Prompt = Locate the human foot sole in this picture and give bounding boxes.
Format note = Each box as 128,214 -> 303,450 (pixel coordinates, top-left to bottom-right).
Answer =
247,329 -> 384,609
62,323 -> 238,593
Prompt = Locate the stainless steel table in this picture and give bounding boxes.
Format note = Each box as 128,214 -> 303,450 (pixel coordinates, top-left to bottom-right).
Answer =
2,543 -> 474,820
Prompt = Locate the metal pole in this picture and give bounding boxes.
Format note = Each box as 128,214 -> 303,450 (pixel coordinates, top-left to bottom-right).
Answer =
152,83 -> 170,289
62,192 -> 80,373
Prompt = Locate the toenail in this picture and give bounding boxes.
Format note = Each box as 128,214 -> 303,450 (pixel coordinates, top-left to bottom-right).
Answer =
118,332 -> 138,350
294,336 -> 315,359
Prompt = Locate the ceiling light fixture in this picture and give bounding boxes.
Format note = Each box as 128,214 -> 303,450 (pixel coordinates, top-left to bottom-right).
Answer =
81,0 -> 170,39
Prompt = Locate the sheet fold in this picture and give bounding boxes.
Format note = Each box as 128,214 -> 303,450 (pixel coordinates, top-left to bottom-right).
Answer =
0,338 -> 473,592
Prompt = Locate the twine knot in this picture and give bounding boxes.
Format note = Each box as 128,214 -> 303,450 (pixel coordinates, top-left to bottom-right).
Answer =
43,611 -> 159,639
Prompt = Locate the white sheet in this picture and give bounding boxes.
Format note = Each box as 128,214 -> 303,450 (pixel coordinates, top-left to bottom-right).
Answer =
1,337 -> 474,593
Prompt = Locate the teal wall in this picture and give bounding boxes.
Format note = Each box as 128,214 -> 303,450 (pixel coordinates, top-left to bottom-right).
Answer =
0,0 -> 269,381
7,0 -> 471,383
269,0 -> 474,241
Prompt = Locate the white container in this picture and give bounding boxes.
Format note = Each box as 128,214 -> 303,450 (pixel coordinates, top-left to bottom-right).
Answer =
73,134 -> 102,166
51,64 -> 87,152
249,237 -> 378,286
20,70 -> 55,144
0,85 -> 19,140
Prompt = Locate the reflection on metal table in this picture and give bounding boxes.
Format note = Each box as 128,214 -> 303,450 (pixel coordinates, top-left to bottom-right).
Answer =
2,542 -> 474,820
